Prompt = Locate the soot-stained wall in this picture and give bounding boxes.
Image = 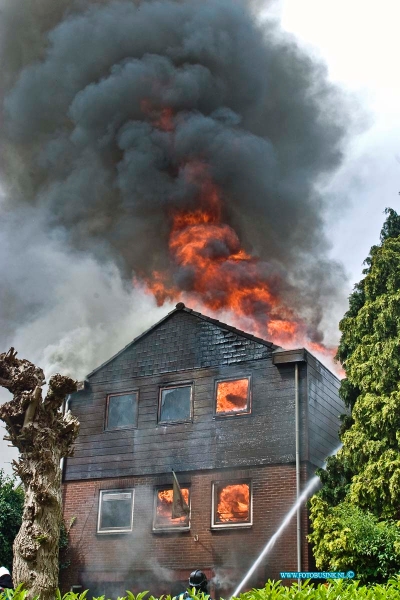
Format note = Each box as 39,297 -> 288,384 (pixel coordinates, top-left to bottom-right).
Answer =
64,308 -> 306,481
307,355 -> 342,467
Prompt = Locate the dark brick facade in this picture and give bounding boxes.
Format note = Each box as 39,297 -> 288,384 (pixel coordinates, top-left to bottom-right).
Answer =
61,465 -> 311,598
61,306 -> 343,597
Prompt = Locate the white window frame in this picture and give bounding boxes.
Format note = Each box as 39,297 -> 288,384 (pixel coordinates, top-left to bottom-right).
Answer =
152,486 -> 191,532
97,488 -> 134,534
214,376 -> 252,417
211,480 -> 253,529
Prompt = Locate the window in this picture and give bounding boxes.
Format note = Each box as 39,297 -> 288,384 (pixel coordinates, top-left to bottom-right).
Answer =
106,392 -> 138,430
159,385 -> 192,423
153,487 -> 191,531
215,377 -> 250,416
97,489 -> 134,534
211,481 -> 252,528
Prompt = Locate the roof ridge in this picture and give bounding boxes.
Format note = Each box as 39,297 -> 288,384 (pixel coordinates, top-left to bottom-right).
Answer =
86,303 -> 278,378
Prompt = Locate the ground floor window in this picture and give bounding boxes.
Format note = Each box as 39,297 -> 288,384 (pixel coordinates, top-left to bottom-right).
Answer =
153,486 -> 191,531
211,480 -> 252,528
97,489 -> 134,534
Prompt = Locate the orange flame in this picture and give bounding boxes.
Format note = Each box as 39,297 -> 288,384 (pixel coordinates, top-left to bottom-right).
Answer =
156,488 -> 190,526
136,107 -> 340,370
216,483 -> 250,523
143,172 -> 305,348
216,379 -> 249,414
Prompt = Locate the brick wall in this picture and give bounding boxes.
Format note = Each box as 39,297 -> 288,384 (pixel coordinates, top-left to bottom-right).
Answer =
61,464 -> 311,597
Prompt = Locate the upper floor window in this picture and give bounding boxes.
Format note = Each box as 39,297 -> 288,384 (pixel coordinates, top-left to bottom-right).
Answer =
97,489 -> 134,534
211,480 -> 252,529
153,486 -> 191,531
215,377 -> 251,416
106,392 -> 138,430
159,384 -> 192,424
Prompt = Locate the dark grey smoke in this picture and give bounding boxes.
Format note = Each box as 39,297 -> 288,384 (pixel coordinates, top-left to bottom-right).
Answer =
0,0 -> 351,375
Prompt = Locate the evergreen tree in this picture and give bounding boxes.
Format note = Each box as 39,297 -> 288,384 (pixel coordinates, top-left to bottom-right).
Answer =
309,208 -> 400,582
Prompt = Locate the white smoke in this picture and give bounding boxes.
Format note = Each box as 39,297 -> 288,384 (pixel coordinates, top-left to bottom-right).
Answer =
0,202 -> 172,380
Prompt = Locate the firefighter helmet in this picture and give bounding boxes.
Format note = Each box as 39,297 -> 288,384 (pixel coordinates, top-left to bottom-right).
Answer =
189,570 -> 208,590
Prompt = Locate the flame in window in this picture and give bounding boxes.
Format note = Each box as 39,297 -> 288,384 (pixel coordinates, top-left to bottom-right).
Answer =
216,379 -> 249,413
155,488 -> 190,527
216,483 -> 250,523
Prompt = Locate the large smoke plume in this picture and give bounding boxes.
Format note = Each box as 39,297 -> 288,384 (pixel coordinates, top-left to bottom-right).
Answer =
0,0 -> 351,378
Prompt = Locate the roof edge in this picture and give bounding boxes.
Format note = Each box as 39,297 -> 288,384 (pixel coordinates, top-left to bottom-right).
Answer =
86,303 -> 279,378
273,347 -> 341,382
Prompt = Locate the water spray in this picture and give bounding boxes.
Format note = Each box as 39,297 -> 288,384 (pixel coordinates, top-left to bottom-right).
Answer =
230,444 -> 342,598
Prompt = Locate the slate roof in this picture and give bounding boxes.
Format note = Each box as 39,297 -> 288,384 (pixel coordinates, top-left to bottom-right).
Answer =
86,302 -> 279,379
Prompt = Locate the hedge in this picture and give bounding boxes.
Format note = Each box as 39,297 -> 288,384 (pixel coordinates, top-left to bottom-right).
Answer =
2,579 -> 400,600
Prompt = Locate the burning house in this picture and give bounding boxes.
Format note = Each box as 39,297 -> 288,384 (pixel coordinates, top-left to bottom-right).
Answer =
61,303 -> 344,598
0,1 -> 352,595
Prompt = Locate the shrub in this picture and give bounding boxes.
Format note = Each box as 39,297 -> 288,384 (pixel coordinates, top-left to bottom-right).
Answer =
2,580 -> 400,600
309,497 -> 400,583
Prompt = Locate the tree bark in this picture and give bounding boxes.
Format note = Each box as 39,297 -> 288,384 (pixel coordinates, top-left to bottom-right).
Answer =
0,348 -> 79,600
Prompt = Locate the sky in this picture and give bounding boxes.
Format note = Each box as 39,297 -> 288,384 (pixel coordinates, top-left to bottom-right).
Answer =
273,0 -> 400,281
1,0 -> 399,474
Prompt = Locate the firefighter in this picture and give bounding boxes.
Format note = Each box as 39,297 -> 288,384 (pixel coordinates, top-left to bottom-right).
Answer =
0,567 -> 13,592
173,570 -> 210,600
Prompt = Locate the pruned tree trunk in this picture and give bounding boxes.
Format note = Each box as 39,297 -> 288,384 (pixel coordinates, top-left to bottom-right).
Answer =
0,348 -> 79,600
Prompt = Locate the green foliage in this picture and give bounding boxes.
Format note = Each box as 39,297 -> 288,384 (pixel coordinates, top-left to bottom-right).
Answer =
0,584 -> 27,600
0,470 -> 73,571
379,207 -> 400,243
59,517 -> 76,571
0,590 -> 158,600
310,208 -> 400,582
315,451 -> 352,506
309,498 -> 400,583
0,470 -> 24,570
4,582 -> 400,600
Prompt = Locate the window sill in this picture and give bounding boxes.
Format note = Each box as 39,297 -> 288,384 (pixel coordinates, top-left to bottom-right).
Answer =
152,527 -> 191,534
104,426 -> 137,432
157,420 -> 193,426
213,412 -> 252,419
96,529 -> 133,535
211,523 -> 253,530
